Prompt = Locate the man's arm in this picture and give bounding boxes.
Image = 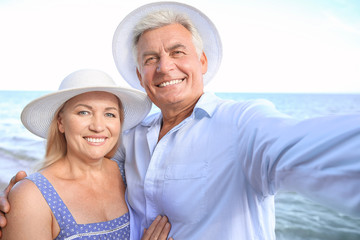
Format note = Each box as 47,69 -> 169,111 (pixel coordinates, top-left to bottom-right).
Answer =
240,109 -> 360,216
0,171 -> 27,239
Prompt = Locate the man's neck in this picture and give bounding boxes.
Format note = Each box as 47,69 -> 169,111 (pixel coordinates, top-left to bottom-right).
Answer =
158,95 -> 202,141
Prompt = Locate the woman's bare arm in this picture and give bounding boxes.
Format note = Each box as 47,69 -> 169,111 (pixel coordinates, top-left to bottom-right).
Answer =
0,171 -> 27,239
2,178 -> 53,240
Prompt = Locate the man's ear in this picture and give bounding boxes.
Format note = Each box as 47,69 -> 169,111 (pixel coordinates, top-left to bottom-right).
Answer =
136,68 -> 144,88
200,51 -> 208,75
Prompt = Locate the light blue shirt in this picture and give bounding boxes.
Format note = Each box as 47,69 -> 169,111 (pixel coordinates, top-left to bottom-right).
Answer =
115,92 -> 360,239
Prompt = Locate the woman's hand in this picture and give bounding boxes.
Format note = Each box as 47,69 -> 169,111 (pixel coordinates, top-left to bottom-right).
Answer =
141,215 -> 174,240
0,171 -> 27,238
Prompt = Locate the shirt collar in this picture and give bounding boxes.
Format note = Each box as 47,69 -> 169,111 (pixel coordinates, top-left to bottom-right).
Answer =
193,92 -> 219,119
141,92 -> 219,127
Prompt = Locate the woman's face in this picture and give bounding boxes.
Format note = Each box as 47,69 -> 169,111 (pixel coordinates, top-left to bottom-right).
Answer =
57,91 -> 121,162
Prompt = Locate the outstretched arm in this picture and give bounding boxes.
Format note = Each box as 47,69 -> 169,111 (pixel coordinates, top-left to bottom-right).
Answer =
240,108 -> 360,216
0,171 -> 27,239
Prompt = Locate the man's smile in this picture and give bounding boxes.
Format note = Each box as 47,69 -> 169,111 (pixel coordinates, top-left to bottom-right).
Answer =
157,78 -> 185,88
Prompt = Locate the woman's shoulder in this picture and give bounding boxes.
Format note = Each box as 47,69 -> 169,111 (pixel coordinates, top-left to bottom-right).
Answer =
7,172 -> 52,223
4,174 -> 54,239
8,175 -> 43,207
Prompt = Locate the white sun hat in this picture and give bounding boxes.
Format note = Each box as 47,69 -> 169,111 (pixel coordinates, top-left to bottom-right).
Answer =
112,1 -> 222,91
21,69 -> 152,138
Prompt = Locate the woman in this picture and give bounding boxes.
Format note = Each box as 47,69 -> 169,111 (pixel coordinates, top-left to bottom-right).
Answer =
2,69 -> 172,239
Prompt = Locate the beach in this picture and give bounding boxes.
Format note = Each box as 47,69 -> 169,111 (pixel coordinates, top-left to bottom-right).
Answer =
1,90 -> 360,239
0,145 -> 41,190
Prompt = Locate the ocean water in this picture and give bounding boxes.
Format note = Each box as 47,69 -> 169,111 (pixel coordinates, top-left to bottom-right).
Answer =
1,90 -> 360,239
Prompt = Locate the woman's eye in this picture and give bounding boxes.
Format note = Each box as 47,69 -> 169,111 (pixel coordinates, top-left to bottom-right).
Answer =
78,111 -> 89,115
105,113 -> 116,118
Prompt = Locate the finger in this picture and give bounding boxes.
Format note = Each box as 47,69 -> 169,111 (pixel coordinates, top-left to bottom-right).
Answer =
0,210 -> 5,225
4,171 -> 27,194
141,228 -> 147,239
157,222 -> 171,240
0,209 -> 5,238
150,216 -> 169,239
142,215 -> 161,239
0,171 -> 27,215
14,171 -> 27,185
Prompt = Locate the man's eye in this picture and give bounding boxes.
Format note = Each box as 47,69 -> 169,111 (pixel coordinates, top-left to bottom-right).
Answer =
172,51 -> 185,57
145,56 -> 158,64
145,57 -> 158,64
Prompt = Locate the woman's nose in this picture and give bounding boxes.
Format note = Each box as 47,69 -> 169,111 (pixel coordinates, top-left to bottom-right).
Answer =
89,116 -> 105,132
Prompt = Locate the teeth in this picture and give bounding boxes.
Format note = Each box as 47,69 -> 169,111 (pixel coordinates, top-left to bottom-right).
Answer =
85,138 -> 105,143
159,79 -> 183,88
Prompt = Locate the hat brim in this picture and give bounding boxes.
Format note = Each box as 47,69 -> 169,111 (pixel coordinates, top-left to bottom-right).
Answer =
112,1 -> 222,91
21,86 -> 152,138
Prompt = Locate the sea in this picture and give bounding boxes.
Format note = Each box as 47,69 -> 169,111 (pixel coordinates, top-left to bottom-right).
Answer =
1,90 -> 360,239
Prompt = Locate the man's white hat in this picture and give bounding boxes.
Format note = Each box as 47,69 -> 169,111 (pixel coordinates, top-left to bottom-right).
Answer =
112,1 -> 222,91
21,69 -> 152,138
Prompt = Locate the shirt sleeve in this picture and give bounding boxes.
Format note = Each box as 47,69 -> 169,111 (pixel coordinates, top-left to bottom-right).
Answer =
238,100 -> 360,217
112,142 -> 127,186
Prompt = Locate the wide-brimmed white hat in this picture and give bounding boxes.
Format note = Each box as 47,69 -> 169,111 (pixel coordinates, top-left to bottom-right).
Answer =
112,1 -> 222,91
21,69 -> 152,138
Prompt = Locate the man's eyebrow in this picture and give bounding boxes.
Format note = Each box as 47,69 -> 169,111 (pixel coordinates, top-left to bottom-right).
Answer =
167,43 -> 186,52
141,44 -> 187,57
142,51 -> 158,58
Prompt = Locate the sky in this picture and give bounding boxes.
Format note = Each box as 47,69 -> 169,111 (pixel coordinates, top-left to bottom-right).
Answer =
1,0 -> 360,93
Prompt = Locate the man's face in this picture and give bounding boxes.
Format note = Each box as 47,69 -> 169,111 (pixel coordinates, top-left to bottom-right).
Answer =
136,23 -> 208,110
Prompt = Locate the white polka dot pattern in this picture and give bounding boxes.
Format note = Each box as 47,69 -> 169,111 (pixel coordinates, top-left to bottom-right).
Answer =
27,173 -> 130,239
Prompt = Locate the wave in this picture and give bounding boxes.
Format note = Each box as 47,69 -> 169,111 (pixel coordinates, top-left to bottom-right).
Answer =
0,146 -> 42,162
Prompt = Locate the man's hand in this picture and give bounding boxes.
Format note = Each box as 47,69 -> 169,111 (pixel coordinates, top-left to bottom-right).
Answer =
0,171 -> 27,238
141,215 -> 174,240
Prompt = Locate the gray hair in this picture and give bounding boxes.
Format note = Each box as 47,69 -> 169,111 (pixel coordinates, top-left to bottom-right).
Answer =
132,10 -> 204,66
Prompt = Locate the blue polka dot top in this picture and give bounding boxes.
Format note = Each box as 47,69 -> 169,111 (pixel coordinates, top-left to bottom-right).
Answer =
26,172 -> 130,240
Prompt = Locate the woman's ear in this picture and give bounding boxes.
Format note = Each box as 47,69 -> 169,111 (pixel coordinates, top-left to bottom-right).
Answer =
57,113 -> 65,133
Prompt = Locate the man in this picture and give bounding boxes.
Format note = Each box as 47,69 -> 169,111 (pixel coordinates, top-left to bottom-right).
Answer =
1,2 -> 360,239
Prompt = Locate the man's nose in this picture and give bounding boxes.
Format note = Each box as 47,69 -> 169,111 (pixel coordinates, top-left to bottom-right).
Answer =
156,55 -> 174,73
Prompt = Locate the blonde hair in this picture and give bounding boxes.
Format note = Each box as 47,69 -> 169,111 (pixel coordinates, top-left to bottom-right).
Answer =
38,95 -> 124,170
